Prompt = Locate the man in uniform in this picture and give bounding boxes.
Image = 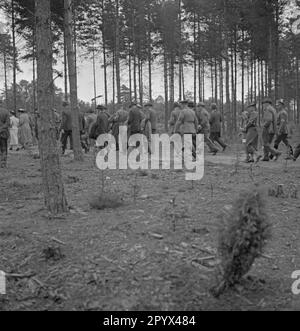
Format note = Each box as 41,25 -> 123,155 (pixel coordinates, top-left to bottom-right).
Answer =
244,103 -> 261,163
262,98 -> 281,161
169,102 -> 182,135
209,103 -> 228,152
195,102 -> 218,155
175,100 -> 198,159
274,100 -> 293,159
0,100 -> 10,168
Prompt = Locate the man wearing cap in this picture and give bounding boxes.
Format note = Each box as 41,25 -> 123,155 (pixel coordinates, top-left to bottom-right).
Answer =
0,101 -> 10,168
175,100 -> 199,158
244,103 -> 261,163
195,102 -> 218,155
274,100 -> 293,158
261,98 -> 281,161
60,101 -> 73,155
169,102 -> 182,135
209,103 -> 228,152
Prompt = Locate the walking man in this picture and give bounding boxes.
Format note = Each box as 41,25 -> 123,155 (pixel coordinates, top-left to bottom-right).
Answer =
169,102 -> 182,135
262,98 -> 281,161
244,103 -> 261,163
209,103 -> 228,152
274,100 -> 293,158
0,101 -> 10,168
175,100 -> 199,159
195,102 -> 218,155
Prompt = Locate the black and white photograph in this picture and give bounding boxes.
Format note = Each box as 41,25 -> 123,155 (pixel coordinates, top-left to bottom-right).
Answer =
0,0 -> 300,314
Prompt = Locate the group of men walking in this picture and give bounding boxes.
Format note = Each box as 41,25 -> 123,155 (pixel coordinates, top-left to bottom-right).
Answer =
242,98 -> 300,163
169,100 -> 228,157
1,97 -> 300,169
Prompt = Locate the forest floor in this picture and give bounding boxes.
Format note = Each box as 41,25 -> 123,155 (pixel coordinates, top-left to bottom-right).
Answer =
0,139 -> 300,311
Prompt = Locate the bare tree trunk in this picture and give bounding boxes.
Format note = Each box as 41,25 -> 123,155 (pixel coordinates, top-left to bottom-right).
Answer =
35,0 -> 68,214
164,50 -> 169,131
63,28 -> 68,101
64,0 -> 83,161
4,52 -> 9,108
11,0 -> 17,112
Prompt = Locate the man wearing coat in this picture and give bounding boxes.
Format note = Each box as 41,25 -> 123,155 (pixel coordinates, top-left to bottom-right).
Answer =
109,106 -> 128,151
0,101 -> 10,168
209,103 -> 227,151
262,98 -> 281,161
175,100 -> 199,159
195,102 -> 218,155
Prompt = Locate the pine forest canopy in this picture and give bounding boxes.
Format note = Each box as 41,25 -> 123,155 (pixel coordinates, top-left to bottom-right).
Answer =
1,0 -> 300,131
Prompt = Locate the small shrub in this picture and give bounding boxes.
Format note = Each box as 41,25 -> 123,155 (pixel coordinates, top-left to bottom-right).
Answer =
211,189 -> 271,297
89,193 -> 124,210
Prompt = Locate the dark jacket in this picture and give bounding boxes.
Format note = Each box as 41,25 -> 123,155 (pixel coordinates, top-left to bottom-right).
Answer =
210,110 -> 222,133
90,111 -> 109,139
61,109 -> 72,131
128,107 -> 144,134
0,107 -> 10,139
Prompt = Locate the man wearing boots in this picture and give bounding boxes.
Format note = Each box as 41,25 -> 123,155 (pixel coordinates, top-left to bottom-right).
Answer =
0,101 -> 10,168
262,98 -> 281,162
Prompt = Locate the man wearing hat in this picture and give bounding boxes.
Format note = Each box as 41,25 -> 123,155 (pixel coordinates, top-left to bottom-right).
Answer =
60,101 -> 73,155
244,103 -> 261,163
196,102 -> 218,155
261,98 -> 281,161
9,110 -> 19,151
0,100 -> 10,168
169,102 -> 182,135
209,103 -> 228,152
273,99 -> 293,158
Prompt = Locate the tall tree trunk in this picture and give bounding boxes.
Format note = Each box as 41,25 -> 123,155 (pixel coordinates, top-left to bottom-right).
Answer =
92,46 -> 97,110
35,0 -> 68,214
164,49 -> 169,131
64,0 -> 83,161
63,28 -> 68,101
11,0 -> 17,112
4,52 -> 9,108
148,14 -> 152,102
